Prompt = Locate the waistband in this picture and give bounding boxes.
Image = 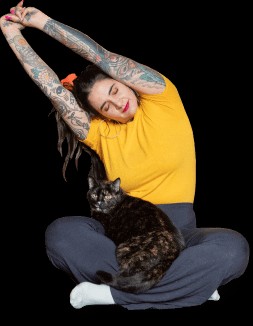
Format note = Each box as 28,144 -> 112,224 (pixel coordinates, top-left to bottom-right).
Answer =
156,203 -> 196,230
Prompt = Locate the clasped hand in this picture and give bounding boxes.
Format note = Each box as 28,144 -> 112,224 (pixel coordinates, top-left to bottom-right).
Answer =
1,0 -> 40,29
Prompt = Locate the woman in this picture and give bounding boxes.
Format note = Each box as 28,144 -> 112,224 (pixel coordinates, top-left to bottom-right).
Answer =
1,1 -> 249,310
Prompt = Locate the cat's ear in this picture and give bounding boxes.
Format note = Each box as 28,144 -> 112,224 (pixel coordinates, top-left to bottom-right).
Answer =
88,176 -> 96,189
112,177 -> 121,191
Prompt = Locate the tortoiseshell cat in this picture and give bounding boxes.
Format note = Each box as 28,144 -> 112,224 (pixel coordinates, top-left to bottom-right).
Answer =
83,144 -> 185,294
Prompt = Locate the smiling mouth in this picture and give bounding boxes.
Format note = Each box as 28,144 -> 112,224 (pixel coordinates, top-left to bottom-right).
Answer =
123,101 -> 129,113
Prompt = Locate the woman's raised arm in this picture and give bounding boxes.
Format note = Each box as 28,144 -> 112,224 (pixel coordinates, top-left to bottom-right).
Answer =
11,1 -> 166,95
0,14 -> 90,141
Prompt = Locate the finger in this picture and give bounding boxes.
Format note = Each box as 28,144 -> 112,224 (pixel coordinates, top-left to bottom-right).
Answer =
17,0 -> 24,9
9,0 -> 23,13
10,7 -> 25,14
20,8 -> 29,21
5,14 -> 20,23
14,0 -> 24,20
10,7 -> 26,15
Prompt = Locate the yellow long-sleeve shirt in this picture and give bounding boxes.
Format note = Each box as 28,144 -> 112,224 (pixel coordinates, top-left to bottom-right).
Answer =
82,75 -> 196,205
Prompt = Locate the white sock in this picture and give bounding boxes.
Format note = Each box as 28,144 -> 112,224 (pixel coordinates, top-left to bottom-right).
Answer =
208,289 -> 220,301
70,282 -> 115,309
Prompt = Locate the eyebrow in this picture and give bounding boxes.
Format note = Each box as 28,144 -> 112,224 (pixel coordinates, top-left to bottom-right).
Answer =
100,83 -> 115,111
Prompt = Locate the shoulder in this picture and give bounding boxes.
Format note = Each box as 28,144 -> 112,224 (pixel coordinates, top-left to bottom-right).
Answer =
139,75 -> 178,100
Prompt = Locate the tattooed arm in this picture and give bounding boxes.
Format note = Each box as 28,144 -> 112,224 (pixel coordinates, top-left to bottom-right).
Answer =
11,3 -> 165,95
0,15 -> 90,140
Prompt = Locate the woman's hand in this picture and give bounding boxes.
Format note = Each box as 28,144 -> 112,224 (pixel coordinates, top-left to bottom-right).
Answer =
9,0 -> 25,20
8,1 -> 48,29
0,14 -> 24,33
0,1 -> 26,32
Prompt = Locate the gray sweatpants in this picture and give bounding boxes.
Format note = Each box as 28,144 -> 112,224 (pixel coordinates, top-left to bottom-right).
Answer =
45,203 -> 249,310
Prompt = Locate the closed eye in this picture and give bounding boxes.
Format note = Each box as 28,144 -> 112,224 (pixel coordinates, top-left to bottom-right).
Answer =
111,87 -> 118,95
100,84 -> 118,111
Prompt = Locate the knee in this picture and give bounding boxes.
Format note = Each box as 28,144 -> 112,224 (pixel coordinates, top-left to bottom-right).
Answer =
212,229 -> 250,279
45,216 -> 72,252
222,229 -> 249,260
45,217 -> 74,259
45,216 -> 104,255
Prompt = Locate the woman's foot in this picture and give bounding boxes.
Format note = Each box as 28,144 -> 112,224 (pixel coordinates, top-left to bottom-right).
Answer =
208,289 -> 220,301
70,282 -> 115,309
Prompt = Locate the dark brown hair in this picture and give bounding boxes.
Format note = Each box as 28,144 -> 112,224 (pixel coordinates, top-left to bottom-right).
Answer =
52,64 -> 139,180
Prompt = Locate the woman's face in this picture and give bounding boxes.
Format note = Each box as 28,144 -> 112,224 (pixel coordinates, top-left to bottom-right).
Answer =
88,78 -> 139,123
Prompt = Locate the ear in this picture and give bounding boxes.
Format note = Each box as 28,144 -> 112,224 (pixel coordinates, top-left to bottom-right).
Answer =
88,176 -> 96,189
112,177 -> 121,191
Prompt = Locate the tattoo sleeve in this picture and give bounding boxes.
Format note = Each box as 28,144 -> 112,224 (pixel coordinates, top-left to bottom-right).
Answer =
42,19 -> 165,91
9,32 -> 90,140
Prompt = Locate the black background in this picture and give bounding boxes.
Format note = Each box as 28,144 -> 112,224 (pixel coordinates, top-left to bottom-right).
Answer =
1,0 -> 251,322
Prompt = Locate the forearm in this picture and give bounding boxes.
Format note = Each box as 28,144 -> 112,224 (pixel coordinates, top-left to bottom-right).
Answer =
31,12 -> 106,65
41,18 -> 165,93
9,5 -> 106,66
1,22 -> 90,140
17,7 -> 165,94
2,24 -> 58,97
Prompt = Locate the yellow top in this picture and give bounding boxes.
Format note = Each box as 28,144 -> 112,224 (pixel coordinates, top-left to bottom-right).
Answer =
82,75 -> 196,204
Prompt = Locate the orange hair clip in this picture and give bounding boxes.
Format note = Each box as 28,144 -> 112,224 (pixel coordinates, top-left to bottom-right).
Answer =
61,73 -> 77,91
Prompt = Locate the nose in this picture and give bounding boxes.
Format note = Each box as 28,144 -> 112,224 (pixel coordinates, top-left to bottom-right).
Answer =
111,97 -> 123,110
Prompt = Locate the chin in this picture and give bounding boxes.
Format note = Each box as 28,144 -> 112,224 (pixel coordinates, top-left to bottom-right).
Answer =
126,117 -> 134,123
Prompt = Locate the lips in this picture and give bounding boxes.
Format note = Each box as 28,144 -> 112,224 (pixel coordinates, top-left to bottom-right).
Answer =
123,101 -> 129,113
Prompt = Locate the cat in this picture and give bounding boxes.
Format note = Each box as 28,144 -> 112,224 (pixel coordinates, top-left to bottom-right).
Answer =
82,144 -> 185,294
